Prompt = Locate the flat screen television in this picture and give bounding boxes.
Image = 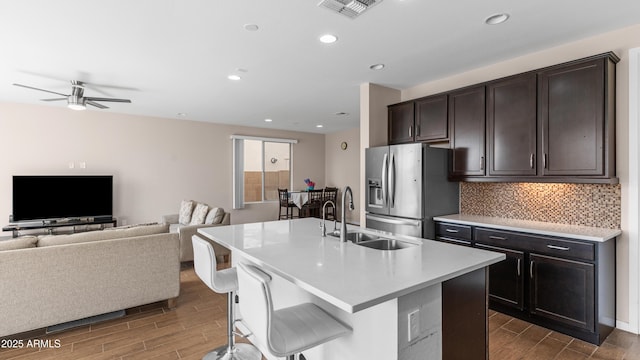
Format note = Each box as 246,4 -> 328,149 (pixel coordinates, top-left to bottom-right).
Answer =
12,175 -> 113,223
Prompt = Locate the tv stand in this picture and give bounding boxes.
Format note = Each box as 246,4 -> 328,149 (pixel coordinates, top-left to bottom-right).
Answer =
2,218 -> 117,238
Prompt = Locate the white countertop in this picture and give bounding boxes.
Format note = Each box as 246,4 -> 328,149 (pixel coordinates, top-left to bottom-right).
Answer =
198,218 -> 504,313
434,214 -> 622,242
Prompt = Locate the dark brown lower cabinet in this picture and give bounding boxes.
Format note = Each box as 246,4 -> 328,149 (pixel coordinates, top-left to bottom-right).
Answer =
434,221 -> 616,345
442,267 -> 488,360
529,254 -> 595,331
475,243 -> 524,311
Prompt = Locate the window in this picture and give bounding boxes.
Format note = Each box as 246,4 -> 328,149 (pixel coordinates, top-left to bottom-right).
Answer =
232,135 -> 297,209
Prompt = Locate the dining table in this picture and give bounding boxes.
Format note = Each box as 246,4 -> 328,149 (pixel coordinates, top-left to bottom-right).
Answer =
288,190 -> 310,209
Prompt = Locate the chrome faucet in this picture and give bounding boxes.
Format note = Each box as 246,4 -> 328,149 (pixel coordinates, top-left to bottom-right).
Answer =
321,200 -> 335,237
340,186 -> 354,242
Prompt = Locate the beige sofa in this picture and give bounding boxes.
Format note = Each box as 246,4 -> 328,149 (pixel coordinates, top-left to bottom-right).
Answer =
0,224 -> 180,337
162,204 -> 231,262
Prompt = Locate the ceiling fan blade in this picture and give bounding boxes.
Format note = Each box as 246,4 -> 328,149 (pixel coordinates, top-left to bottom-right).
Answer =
40,98 -> 68,102
84,97 -> 131,103
86,101 -> 109,109
13,83 -> 68,97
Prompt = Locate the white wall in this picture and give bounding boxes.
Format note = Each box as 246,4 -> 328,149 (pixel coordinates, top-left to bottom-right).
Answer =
398,23 -> 640,332
0,101 -> 325,227
325,128 -> 361,224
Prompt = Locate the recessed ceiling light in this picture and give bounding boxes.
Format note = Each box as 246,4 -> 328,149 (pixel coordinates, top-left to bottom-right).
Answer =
228,75 -> 241,81
335,112 -> 349,116
319,34 -> 338,44
485,13 -> 509,25
316,124 -> 324,128
264,118 -> 273,122
177,112 -> 187,117
369,63 -> 385,70
244,24 -> 259,31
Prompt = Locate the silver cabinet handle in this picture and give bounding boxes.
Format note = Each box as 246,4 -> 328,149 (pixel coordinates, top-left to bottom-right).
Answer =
530,260 -> 534,279
530,153 -> 534,169
547,244 -> 570,251
517,258 -> 521,277
409,126 -> 412,138
543,153 -> 547,169
489,236 -> 506,241
417,125 -> 421,137
445,229 -> 459,233
480,156 -> 485,170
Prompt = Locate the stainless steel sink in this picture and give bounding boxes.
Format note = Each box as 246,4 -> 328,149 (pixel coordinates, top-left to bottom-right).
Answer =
356,238 -> 418,250
329,231 -> 418,250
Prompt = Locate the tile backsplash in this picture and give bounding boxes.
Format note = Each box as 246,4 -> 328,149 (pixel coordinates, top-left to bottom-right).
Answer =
460,182 -> 621,229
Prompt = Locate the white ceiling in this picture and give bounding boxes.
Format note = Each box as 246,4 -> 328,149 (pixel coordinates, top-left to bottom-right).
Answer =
1,0 -> 639,134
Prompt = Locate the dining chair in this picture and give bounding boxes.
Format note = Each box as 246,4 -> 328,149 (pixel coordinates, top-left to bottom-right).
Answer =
278,188 -> 298,220
322,187 -> 338,220
301,189 -> 324,218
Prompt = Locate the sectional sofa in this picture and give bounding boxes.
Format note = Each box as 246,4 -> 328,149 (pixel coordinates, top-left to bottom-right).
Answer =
0,223 -> 180,337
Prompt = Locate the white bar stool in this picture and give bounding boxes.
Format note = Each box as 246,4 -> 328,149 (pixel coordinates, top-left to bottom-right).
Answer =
192,235 -> 262,360
236,262 -> 352,360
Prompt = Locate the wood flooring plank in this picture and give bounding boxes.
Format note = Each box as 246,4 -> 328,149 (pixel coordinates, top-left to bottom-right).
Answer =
3,264 -> 637,360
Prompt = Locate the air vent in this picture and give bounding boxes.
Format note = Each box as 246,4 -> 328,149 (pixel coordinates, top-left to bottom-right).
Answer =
318,0 -> 382,19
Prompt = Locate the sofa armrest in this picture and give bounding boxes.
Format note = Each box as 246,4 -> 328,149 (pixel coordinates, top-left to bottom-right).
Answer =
162,214 -> 179,224
178,223 -> 231,262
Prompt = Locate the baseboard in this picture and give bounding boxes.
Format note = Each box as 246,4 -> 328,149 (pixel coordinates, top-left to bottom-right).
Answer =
46,310 -> 125,334
615,320 -> 639,335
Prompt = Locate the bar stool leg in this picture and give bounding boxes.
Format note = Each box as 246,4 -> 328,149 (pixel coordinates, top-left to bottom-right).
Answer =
203,291 -> 261,360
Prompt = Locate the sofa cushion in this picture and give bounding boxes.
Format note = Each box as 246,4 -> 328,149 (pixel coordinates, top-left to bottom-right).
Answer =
0,236 -> 38,251
205,207 -> 225,224
179,200 -> 194,224
189,203 -> 209,225
37,223 -> 170,247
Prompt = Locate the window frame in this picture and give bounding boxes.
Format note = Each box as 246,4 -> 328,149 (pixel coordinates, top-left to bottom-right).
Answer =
231,135 -> 298,209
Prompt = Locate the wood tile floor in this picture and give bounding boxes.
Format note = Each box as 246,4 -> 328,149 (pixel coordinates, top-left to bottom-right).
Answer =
1,262 -> 639,360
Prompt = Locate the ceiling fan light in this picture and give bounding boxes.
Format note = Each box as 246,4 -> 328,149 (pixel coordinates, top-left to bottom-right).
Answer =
67,95 -> 86,110
68,103 -> 86,111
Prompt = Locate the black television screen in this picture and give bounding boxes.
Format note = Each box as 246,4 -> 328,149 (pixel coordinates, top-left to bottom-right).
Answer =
12,175 -> 113,222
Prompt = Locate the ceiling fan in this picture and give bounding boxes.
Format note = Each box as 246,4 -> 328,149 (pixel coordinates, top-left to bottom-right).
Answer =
13,80 -> 131,110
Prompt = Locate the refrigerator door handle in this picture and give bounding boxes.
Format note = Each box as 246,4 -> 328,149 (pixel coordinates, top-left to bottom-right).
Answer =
381,153 -> 388,207
389,152 -> 396,208
366,214 -> 421,226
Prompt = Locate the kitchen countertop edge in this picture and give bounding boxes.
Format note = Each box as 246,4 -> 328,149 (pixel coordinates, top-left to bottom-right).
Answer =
434,214 -> 621,242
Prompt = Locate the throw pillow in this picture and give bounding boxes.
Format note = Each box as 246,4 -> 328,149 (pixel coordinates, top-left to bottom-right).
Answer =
205,207 -> 225,224
0,236 -> 38,251
190,203 -> 209,225
179,200 -> 194,224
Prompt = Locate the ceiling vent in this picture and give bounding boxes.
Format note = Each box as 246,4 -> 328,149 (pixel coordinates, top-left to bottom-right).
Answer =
318,0 -> 382,19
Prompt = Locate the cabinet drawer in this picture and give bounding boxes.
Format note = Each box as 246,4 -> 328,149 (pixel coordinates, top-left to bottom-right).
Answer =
436,236 -> 472,247
527,236 -> 594,262
475,228 -> 594,261
436,223 -> 472,241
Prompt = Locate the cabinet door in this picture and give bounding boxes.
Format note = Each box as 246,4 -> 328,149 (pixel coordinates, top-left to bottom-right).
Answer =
388,102 -> 415,144
415,95 -> 448,142
529,253 -> 595,331
487,73 -> 537,176
476,243 -> 525,311
538,58 -> 605,176
449,85 -> 486,176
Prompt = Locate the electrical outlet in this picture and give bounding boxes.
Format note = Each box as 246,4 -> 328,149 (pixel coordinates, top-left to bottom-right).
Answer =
408,309 -> 420,342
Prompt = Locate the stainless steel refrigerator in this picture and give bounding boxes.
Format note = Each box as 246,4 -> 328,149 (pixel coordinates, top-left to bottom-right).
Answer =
365,143 -> 459,239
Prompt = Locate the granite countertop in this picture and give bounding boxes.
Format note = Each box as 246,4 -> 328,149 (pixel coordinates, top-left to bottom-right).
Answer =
433,214 -> 622,242
198,218 -> 504,313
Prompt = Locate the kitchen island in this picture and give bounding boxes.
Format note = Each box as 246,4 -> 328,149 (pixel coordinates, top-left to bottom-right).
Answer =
198,218 -> 505,360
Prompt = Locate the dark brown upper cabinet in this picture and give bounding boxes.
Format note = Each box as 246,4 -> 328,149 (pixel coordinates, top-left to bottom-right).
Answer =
415,94 -> 448,142
449,85 -> 486,176
538,54 -> 618,179
487,73 -> 537,176
388,102 -> 415,144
